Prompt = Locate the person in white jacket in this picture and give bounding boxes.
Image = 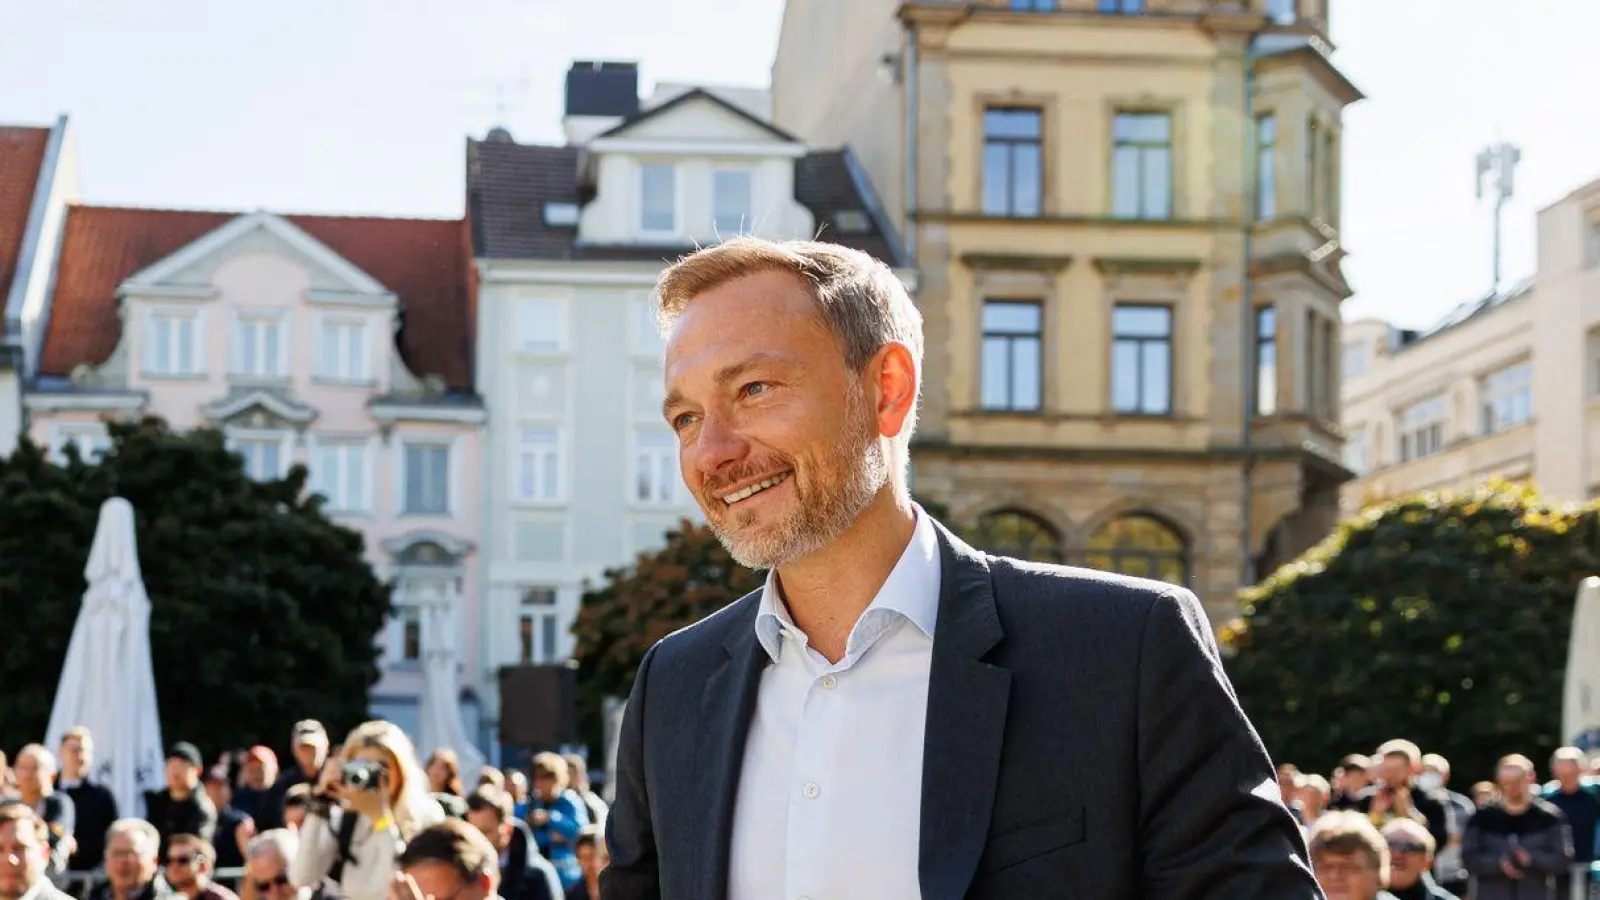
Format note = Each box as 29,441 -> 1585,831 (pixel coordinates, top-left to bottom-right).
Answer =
289,721 -> 443,900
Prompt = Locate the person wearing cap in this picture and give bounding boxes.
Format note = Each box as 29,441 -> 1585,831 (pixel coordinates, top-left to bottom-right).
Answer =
260,722 -> 328,832
1381,819 -> 1458,900
233,747 -> 279,824
146,743 -> 219,857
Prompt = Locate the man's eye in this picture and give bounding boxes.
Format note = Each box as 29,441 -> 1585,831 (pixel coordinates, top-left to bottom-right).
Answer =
671,413 -> 697,430
742,382 -> 769,397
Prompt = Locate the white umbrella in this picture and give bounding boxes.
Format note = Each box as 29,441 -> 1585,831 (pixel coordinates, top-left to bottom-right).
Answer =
1562,576 -> 1600,752
411,579 -> 486,781
45,497 -> 165,819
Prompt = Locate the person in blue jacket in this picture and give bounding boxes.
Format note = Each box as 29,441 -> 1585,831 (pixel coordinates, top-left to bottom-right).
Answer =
525,753 -> 589,890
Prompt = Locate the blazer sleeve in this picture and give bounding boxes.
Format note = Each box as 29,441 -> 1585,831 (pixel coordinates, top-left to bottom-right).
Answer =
598,642 -> 662,900
1135,588 -> 1322,899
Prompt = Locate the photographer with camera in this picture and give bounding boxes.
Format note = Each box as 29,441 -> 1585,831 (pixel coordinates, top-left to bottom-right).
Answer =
289,722 -> 444,900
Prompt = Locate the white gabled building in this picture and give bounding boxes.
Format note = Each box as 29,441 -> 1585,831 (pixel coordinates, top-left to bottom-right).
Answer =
465,60 -> 914,759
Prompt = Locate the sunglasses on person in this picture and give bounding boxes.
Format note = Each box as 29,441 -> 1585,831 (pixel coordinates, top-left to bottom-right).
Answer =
253,875 -> 292,892
167,854 -> 198,867
1387,841 -> 1427,855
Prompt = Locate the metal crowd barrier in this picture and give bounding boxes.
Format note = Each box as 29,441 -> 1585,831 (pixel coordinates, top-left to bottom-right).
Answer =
1576,862 -> 1599,900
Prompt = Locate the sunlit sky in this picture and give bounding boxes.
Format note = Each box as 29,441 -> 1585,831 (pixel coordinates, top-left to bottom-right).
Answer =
3,0 -> 1597,328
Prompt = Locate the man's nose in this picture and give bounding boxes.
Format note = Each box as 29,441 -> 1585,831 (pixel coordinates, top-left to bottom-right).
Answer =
692,413 -> 748,476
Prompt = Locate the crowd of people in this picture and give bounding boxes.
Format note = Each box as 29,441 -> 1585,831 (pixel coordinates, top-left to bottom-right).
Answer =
10,720 -> 1600,900
0,719 -> 611,900
1282,739 -> 1600,900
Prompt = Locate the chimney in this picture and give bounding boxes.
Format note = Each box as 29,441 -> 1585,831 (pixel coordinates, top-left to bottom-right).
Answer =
562,60 -> 641,145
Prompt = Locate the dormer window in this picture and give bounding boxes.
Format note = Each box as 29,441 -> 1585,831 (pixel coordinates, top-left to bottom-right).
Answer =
543,202 -> 580,227
713,169 -> 754,235
640,163 -> 678,234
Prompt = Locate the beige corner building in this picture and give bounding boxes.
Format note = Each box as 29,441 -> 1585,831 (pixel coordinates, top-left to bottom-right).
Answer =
772,0 -> 1360,617
1342,178 -> 1600,508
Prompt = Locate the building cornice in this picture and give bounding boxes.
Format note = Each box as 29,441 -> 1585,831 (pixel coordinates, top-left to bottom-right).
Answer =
585,137 -> 809,159
914,210 -> 1242,231
1091,256 -> 1204,276
305,288 -> 399,309
912,435 -> 1353,482
476,259 -> 666,286
1252,252 -> 1353,300
24,390 -> 148,413
201,388 -> 318,425
119,284 -> 220,301
368,401 -> 487,426
960,252 -> 1074,273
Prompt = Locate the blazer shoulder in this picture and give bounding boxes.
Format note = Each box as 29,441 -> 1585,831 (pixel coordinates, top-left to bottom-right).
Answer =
986,553 -> 1189,624
650,586 -> 763,661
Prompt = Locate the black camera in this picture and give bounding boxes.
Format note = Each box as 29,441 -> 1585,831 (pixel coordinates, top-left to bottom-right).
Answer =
341,760 -> 388,791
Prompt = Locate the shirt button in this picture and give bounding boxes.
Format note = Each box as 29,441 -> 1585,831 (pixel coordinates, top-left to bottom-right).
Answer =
802,782 -> 820,799
819,674 -> 838,690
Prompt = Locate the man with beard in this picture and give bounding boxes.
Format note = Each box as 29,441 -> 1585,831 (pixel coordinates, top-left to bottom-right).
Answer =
601,237 -> 1317,900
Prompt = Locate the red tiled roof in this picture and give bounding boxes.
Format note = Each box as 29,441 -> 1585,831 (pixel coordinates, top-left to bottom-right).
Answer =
0,126 -> 51,338
40,205 -> 477,389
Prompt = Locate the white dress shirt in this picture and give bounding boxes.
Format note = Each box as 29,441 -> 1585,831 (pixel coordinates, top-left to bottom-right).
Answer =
727,509 -> 942,900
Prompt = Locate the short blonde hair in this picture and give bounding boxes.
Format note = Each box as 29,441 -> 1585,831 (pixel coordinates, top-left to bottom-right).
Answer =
15,744 -> 56,772
530,752 -> 569,790
655,236 -> 924,460
1308,811 -> 1389,882
341,720 -> 436,839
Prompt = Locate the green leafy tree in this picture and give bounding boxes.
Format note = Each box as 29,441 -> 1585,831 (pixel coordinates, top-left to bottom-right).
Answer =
572,518 -> 762,749
1224,480 -> 1598,781
0,416 -> 392,756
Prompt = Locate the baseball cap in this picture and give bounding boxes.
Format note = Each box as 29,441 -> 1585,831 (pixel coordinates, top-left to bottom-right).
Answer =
291,720 -> 328,745
167,742 -> 203,768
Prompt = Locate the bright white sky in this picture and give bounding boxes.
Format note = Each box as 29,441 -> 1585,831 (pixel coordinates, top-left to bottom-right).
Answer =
2,0 -> 1596,328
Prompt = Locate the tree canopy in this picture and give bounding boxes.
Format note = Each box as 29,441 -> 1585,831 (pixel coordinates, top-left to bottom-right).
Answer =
1224,480 -> 1596,782
0,416 -> 391,757
571,517 -> 762,748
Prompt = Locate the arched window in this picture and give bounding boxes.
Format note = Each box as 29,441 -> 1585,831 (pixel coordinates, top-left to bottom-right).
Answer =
1083,513 -> 1187,584
971,509 -> 1063,563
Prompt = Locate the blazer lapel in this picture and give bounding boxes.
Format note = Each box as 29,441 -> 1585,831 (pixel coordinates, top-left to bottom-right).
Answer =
694,601 -> 768,900
919,522 -> 1011,900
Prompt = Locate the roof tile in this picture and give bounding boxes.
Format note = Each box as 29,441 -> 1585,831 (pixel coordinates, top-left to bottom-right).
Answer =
0,126 -> 51,337
40,206 -> 476,390
466,136 -> 906,267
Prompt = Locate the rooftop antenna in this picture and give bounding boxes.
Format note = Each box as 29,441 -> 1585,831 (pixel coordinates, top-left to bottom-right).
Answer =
452,73 -> 532,134
1475,139 -> 1521,296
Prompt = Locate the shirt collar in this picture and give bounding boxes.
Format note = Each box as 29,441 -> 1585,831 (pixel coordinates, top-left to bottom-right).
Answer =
754,505 -> 942,662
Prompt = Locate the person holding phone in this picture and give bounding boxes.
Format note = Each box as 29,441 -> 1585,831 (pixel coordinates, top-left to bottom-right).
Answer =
289,721 -> 443,900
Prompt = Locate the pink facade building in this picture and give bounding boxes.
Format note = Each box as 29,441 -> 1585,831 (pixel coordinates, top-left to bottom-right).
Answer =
24,205 -> 488,740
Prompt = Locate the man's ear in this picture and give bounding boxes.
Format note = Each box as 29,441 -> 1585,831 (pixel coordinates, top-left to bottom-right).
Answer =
871,341 -> 917,439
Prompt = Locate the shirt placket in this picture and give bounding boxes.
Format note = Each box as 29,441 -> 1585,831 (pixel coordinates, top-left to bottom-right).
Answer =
783,630 -> 852,900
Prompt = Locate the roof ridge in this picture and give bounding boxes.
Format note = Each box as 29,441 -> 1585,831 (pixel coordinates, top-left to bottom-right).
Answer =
71,202 -> 462,224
